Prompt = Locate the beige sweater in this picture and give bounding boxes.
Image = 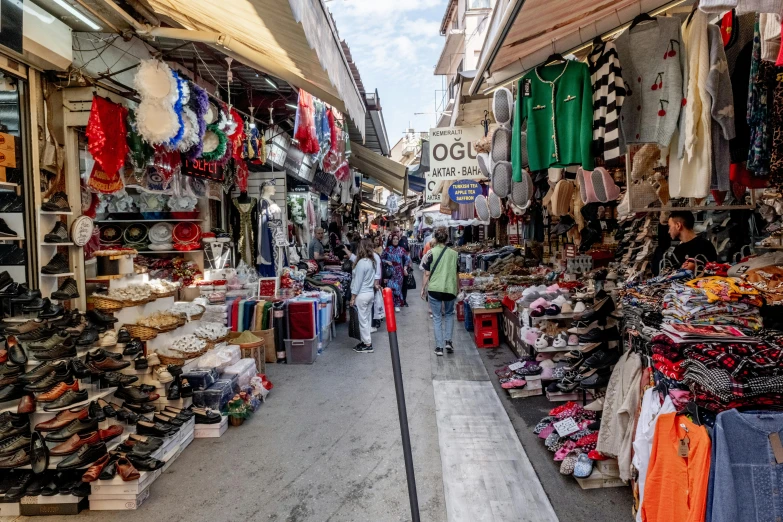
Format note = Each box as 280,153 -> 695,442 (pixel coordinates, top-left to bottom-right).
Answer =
596,351 -> 643,481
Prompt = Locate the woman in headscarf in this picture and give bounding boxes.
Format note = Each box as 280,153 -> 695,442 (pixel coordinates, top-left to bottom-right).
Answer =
381,234 -> 411,311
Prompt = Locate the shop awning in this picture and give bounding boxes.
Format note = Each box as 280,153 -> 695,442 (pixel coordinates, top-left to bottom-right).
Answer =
469,0 -> 679,95
138,0 -> 366,137
350,143 -> 407,195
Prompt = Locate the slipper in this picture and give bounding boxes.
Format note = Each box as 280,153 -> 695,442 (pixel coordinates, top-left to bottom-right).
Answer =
554,441 -> 577,462
500,378 -> 526,389
552,334 -> 567,349
533,417 -> 554,435
573,453 -> 594,478
475,195 -> 490,221
587,450 -> 610,461
534,335 -> 550,350
529,297 -> 549,310
544,304 -> 561,316
560,302 -> 574,314
549,401 -> 578,417
529,306 -> 545,318
560,450 -> 582,475
567,334 -> 580,346
487,190 -> 503,219
536,352 -> 554,362
538,423 -> 556,439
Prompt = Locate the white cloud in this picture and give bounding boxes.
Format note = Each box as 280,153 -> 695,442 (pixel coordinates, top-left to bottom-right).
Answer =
329,0 -> 446,139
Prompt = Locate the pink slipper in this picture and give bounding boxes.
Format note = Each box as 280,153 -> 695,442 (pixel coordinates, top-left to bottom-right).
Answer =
501,378 -> 526,390
554,441 -> 577,461
529,297 -> 548,310
538,424 -> 556,439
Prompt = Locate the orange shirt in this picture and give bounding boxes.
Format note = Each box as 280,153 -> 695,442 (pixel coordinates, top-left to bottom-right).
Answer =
423,242 -> 432,257
641,412 -> 711,522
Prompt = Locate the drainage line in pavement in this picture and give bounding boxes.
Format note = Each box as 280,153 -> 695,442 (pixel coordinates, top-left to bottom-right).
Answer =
383,288 -> 421,522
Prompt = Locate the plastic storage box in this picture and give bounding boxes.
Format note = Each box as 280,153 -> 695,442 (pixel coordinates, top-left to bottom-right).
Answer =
181,368 -> 219,391
285,336 -> 318,364
222,359 -> 257,387
193,379 -> 234,410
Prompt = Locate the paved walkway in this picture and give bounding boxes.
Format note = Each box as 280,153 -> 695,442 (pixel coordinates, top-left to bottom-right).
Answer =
8,269 -> 564,521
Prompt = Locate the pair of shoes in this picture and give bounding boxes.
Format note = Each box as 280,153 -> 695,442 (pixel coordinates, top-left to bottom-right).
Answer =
435,347 -> 444,356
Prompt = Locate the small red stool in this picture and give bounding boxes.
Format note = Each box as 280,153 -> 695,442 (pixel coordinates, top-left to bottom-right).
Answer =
473,310 -> 500,348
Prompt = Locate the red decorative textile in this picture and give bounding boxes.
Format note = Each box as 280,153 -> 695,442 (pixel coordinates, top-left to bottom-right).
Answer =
152,146 -> 181,186
287,301 -> 315,339
86,96 -> 128,177
87,163 -> 124,194
294,89 -> 319,154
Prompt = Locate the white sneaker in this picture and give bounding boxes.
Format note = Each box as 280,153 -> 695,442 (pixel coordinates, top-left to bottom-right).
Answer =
395,307 -> 400,312
99,331 -> 117,347
371,328 -> 378,333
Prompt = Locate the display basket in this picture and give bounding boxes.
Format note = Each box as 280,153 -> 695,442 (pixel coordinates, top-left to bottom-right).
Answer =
123,324 -> 158,341
92,296 -> 123,312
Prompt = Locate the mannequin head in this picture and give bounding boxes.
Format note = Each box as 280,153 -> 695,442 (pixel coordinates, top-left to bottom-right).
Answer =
261,179 -> 276,200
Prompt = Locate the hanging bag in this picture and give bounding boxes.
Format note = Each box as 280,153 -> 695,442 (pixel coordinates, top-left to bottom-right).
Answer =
406,271 -> 417,290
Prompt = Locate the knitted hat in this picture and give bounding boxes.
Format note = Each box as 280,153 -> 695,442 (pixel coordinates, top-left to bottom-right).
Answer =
699,0 -> 737,12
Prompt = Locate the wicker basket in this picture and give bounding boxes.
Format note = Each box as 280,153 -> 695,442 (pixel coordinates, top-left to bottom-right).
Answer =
157,353 -> 185,366
123,324 -> 158,341
92,296 -> 123,312
121,297 -> 152,308
170,344 -> 208,360
200,334 -> 228,350
153,290 -> 176,298
154,322 -> 180,333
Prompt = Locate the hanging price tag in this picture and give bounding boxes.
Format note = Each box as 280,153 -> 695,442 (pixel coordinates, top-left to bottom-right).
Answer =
678,437 -> 690,458
508,361 -> 525,371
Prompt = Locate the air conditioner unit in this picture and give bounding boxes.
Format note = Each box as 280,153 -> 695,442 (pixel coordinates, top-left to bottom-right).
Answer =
24,1 -> 73,71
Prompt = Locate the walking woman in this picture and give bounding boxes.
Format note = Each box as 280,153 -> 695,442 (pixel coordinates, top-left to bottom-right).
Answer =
381,234 -> 411,312
421,227 -> 458,356
350,239 -> 378,354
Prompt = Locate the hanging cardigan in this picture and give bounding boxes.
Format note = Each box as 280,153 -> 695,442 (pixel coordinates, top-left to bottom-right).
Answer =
595,351 -> 643,481
614,16 -> 688,155
670,11 -> 713,198
511,60 -> 594,180
588,41 -> 626,161
708,24 -> 736,193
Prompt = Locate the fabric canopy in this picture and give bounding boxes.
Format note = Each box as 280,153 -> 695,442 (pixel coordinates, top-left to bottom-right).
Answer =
349,142 -> 407,194
470,0 -> 674,94
144,0 -> 366,137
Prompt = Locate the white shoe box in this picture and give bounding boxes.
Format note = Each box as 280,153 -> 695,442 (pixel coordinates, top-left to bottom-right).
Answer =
90,469 -> 159,496
194,415 -> 228,438
0,502 -> 19,516
152,396 -> 193,412
89,486 -> 150,510
180,429 -> 195,449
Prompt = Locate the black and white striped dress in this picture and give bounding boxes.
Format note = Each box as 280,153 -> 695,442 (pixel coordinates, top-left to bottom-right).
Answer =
588,40 -> 626,161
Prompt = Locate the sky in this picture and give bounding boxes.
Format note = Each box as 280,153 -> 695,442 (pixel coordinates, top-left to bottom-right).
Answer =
327,0 -> 447,151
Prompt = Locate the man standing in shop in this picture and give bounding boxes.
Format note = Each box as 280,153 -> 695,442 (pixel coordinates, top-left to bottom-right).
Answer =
668,211 -> 718,270
308,227 -> 326,261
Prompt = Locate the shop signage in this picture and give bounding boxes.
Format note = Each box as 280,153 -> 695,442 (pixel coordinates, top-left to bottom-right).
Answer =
182,158 -> 224,182
447,179 -> 481,203
426,125 -> 489,203
312,169 -> 337,196
264,126 -> 290,169
70,216 -> 94,247
284,144 -> 316,183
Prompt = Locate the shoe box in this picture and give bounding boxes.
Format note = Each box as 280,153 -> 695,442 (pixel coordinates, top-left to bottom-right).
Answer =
194,415 -> 228,438
594,458 -> 620,477
0,500 -> 20,517
89,486 -> 150,511
90,468 -> 159,496
574,468 -> 626,490
507,374 -> 543,399
19,496 -> 88,516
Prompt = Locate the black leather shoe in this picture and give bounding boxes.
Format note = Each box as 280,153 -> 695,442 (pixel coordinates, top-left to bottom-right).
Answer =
39,299 -> 64,319
89,401 -> 105,423
579,370 -> 612,389
99,371 -> 138,387
583,349 -> 621,369
87,310 -> 118,325
122,402 -> 155,414
6,337 -> 26,366
114,386 -> 155,404
57,441 -> 107,470
167,380 -> 180,400
43,389 -> 89,412
154,413 -> 183,427
87,348 -> 123,361
25,475 -> 45,495
69,358 -> 92,380
0,364 -> 22,387
11,287 -> 40,304
41,253 -> 70,275
135,419 -> 174,438
51,278 -> 79,301
0,383 -> 26,403
0,435 -> 30,457
29,339 -> 77,361
116,328 -> 131,344
179,379 -> 193,398
4,470 -> 32,498
123,339 -> 142,356
46,417 -> 99,443
76,326 -> 99,346
134,355 -> 148,370
0,416 -> 29,442
23,362 -> 72,392
18,326 -> 55,341
192,407 -> 222,424
44,221 -> 70,243
99,460 -> 116,480
125,453 -> 164,471
29,432 -> 48,474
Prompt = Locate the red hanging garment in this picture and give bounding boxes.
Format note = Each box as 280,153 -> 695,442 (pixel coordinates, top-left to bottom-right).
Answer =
86,95 -> 128,178
294,89 -> 319,154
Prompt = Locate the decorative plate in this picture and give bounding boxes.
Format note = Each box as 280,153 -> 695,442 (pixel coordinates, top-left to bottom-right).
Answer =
99,224 -> 123,245
173,222 -> 201,244
70,215 -> 94,247
149,222 -> 173,244
123,223 -> 149,244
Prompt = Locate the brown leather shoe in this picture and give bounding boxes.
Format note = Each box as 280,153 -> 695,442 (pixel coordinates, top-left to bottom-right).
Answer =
87,355 -> 130,372
16,393 -> 35,414
98,425 -> 123,442
81,453 -> 110,482
0,349 -> 6,364
36,380 -> 79,402
116,457 -> 140,481
35,406 -> 88,432
49,431 -> 100,456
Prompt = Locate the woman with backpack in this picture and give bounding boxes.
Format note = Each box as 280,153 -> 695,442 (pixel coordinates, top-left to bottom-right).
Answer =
420,227 -> 458,356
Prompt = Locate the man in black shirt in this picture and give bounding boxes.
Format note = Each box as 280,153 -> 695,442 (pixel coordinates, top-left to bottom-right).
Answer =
668,211 -> 718,271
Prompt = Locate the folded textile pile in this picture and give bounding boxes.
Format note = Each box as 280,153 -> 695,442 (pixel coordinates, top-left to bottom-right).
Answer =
662,281 -> 763,330
677,338 -> 783,412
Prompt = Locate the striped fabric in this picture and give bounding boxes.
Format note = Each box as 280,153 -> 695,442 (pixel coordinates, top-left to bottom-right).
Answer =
588,40 -> 626,161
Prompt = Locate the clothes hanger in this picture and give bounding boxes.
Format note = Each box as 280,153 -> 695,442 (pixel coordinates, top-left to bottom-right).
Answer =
629,13 -> 655,31
542,53 -> 566,67
676,401 -> 703,426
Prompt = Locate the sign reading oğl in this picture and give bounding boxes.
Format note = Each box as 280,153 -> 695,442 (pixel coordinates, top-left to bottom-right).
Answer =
426,125 -> 489,203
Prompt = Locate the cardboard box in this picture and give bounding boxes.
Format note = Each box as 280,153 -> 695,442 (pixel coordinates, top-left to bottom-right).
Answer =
195,415 -> 228,438
90,470 -> 157,495
19,497 -> 87,516
89,487 -> 150,510
0,502 -> 19,517
575,469 -> 627,489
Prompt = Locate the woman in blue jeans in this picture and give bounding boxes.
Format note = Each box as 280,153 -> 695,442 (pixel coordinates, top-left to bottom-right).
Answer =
420,228 -> 458,356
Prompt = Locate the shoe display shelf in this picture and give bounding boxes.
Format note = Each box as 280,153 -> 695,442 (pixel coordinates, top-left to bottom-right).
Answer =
0,211 -> 28,285
36,209 -> 83,308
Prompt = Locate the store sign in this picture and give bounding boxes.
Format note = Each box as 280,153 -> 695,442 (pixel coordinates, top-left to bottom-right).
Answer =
312,169 -> 337,196
426,125 -> 488,203
264,126 -> 290,169
448,179 -> 482,204
284,144 -> 316,183
182,158 -> 224,182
